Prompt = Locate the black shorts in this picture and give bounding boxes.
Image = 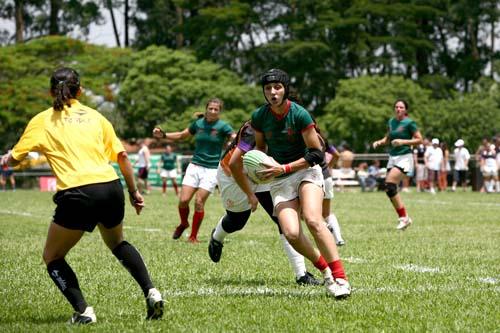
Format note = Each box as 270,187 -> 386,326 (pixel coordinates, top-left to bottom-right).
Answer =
138,167 -> 149,180
52,179 -> 125,232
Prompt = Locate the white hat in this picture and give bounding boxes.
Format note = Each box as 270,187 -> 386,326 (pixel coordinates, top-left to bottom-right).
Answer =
454,139 -> 464,147
432,138 -> 440,145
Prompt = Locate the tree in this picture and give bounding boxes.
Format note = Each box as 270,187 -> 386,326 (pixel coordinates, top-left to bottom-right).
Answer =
317,75 -> 434,152
0,36 -> 131,151
117,45 -> 261,140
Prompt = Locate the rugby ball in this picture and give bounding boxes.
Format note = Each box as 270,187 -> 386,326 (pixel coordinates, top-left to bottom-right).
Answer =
242,150 -> 274,184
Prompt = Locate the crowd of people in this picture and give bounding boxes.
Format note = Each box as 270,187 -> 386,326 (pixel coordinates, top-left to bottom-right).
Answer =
1,66 -> 499,324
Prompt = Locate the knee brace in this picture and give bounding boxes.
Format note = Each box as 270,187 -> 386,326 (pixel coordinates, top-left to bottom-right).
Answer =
221,210 -> 251,233
385,182 -> 398,198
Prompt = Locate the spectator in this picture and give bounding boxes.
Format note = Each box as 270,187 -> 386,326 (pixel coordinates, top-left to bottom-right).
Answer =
451,139 -> 470,192
356,162 -> 369,192
424,138 -> 443,194
0,163 -> 16,191
135,140 -> 151,195
413,138 -> 429,192
438,142 -> 451,191
475,138 -> 491,192
480,143 -> 499,193
366,160 -> 381,191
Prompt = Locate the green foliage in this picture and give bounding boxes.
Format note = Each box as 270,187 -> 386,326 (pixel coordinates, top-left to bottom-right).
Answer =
317,76 -> 433,152
318,75 -> 500,152
117,45 -> 261,139
0,36 -> 131,151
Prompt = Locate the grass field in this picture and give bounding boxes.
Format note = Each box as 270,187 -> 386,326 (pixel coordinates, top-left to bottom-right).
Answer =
0,189 -> 499,332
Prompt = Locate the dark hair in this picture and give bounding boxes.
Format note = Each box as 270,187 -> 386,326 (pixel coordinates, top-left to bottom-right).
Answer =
205,98 -> 224,112
50,67 -> 80,111
394,99 -> 409,112
260,68 -> 290,101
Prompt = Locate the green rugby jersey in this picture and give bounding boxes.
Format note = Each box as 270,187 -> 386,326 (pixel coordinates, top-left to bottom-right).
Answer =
251,101 -> 315,165
161,152 -> 177,171
188,118 -> 234,168
387,117 -> 418,156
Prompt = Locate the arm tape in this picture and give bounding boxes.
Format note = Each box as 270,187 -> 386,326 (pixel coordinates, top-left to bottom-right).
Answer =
304,148 -> 324,167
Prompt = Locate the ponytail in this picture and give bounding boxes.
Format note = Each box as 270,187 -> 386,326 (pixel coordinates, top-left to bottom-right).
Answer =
50,68 -> 80,111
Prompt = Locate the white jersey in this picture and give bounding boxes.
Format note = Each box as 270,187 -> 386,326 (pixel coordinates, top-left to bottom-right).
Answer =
137,146 -> 149,168
425,146 -> 443,171
453,147 -> 470,171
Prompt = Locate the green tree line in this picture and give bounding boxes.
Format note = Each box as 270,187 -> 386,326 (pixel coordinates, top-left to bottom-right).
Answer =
2,1 -> 499,105
1,36 -> 498,154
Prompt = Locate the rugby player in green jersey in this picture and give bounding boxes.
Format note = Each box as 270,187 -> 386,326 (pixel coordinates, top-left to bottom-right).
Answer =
373,100 -> 423,230
153,98 -> 235,243
251,69 -> 351,299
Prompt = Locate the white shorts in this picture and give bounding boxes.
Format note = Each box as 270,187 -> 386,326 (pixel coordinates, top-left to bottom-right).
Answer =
387,153 -> 414,175
217,166 -> 270,212
324,177 -> 334,200
160,168 -> 178,179
482,165 -> 498,177
182,163 -> 218,192
269,165 -> 324,210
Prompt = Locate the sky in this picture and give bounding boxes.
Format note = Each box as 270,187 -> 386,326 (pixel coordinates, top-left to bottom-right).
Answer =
86,9 -> 135,47
0,9 -> 132,47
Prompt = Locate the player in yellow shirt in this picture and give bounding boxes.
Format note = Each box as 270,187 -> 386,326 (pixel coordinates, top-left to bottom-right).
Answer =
0,67 -> 163,324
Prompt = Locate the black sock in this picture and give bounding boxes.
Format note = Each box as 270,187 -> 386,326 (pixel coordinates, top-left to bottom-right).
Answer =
47,258 -> 87,313
112,241 -> 154,297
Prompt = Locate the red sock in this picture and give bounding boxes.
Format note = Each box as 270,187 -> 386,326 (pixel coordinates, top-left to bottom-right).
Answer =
178,207 -> 190,226
173,182 -> 179,195
314,255 -> 328,271
162,181 -> 167,193
328,260 -> 346,279
396,206 -> 407,218
189,211 -> 204,239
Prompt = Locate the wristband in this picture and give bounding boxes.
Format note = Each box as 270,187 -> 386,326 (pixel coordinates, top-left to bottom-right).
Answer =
284,164 -> 292,174
128,189 -> 138,194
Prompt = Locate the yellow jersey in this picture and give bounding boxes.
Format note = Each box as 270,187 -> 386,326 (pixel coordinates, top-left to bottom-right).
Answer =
12,99 -> 124,191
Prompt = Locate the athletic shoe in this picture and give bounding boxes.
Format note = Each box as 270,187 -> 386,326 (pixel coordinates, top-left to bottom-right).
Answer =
146,288 -> 164,320
396,216 -> 413,230
296,271 -> 321,286
68,306 -> 96,324
336,240 -> 346,246
172,223 -> 189,239
208,229 -> 223,262
324,277 -> 351,299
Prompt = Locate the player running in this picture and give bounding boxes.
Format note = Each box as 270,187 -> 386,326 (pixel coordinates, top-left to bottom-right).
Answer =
1,67 -> 163,324
372,99 -> 423,230
251,69 -> 351,298
153,98 -> 235,243
209,120 -> 321,286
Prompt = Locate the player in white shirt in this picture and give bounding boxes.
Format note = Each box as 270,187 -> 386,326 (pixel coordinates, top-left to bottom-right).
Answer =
451,139 -> 470,191
424,138 -> 443,194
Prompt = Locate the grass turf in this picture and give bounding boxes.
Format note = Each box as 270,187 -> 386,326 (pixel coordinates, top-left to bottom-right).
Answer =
0,189 -> 498,332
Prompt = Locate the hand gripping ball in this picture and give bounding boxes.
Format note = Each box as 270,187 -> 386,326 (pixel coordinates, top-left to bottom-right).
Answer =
242,150 -> 274,184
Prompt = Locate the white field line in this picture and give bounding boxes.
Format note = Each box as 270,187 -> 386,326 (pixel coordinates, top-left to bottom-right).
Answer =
395,264 -> 442,273
0,209 -> 35,217
413,199 -> 500,208
123,226 -> 162,232
478,277 -> 499,284
161,284 -> 499,298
